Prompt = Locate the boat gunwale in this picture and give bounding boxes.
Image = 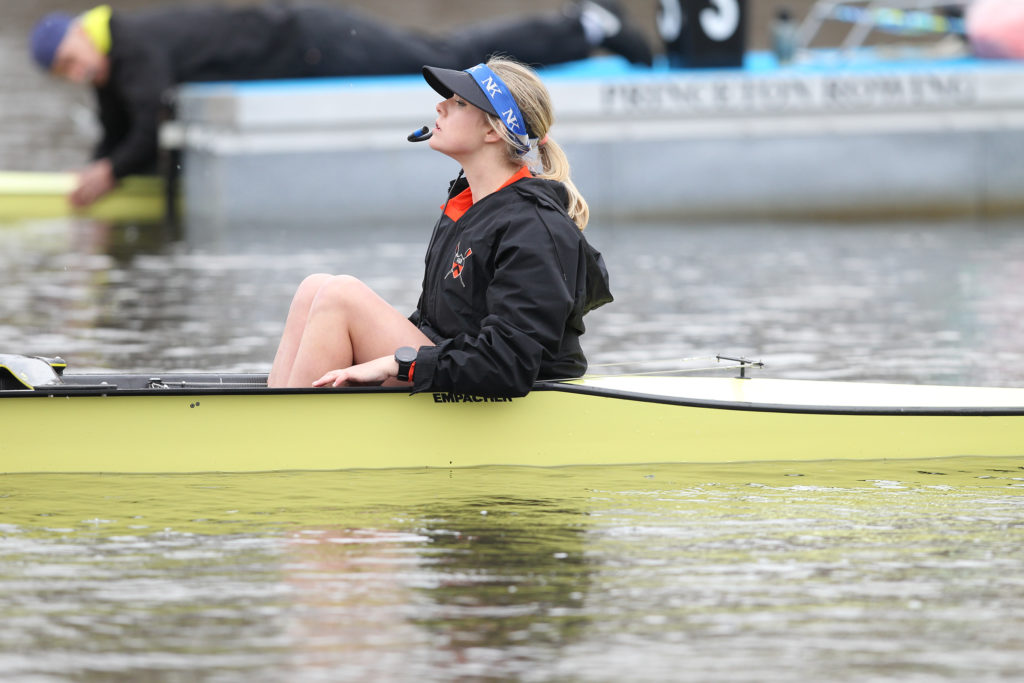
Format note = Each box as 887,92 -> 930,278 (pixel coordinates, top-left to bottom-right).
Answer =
539,381 -> 1024,417
4,373 -> 1024,418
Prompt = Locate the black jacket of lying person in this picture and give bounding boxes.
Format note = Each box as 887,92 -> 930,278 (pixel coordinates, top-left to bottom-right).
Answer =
28,2 -> 652,208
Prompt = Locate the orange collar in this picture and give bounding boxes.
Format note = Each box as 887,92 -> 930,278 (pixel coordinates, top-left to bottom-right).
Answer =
443,166 -> 533,223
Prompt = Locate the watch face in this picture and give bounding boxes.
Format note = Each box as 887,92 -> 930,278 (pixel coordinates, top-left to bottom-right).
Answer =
395,346 -> 417,363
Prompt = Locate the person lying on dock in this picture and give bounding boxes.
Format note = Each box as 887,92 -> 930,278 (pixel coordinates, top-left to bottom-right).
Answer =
28,2 -> 652,209
266,57 -> 613,395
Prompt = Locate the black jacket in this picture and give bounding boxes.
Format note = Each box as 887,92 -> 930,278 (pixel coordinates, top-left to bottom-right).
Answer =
409,175 -> 613,397
93,5 -> 591,177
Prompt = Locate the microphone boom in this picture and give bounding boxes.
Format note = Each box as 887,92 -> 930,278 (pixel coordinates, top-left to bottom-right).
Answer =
407,125 -> 432,142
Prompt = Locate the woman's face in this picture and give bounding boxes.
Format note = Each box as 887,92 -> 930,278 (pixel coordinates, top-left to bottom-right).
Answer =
429,95 -> 492,159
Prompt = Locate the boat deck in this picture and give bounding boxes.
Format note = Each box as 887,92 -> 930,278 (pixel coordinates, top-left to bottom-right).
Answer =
583,375 -> 1024,409
11,370 -> 1024,414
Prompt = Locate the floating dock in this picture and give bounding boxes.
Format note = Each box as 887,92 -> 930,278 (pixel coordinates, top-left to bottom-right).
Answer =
170,52 -> 1024,229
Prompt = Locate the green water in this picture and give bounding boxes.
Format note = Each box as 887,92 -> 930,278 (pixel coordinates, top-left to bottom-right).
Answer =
2,459 -> 1022,681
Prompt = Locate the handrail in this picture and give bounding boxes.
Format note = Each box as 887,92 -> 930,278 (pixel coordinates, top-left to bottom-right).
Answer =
794,0 -> 972,54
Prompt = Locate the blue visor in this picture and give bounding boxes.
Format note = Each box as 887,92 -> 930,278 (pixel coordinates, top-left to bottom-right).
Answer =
465,64 -> 529,145
422,63 -> 532,154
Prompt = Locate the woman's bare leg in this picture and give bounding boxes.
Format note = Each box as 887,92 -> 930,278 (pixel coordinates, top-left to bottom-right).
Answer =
269,274 -> 432,388
267,273 -> 332,387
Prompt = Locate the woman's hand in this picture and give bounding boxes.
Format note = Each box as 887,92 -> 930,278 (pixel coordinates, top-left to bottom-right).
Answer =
312,355 -> 401,388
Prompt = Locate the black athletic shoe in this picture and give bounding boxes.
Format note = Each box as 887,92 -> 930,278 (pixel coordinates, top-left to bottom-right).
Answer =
581,0 -> 654,66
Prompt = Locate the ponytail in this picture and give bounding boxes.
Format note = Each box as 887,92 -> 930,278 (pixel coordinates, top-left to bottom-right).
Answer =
485,57 -> 590,230
536,137 -> 589,230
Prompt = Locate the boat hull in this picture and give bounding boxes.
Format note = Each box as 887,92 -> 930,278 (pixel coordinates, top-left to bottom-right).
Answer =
0,172 -> 167,222
3,376 -> 1023,473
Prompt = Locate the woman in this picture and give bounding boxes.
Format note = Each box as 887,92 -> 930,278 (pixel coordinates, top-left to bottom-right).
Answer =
267,57 -> 612,396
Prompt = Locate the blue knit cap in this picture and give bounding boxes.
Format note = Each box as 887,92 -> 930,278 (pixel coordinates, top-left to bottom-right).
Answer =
30,12 -> 74,69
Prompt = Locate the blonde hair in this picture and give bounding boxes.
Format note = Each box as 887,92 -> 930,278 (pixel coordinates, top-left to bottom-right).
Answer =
484,57 -> 589,230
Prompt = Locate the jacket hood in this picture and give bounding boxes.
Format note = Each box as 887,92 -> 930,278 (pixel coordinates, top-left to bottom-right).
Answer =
511,177 -> 614,315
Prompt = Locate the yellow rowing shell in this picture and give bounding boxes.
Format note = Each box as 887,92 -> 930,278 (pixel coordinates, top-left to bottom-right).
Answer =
0,171 -> 167,222
2,374 -> 1023,473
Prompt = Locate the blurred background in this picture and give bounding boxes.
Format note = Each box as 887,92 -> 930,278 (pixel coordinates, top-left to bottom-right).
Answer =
0,0 -> 883,173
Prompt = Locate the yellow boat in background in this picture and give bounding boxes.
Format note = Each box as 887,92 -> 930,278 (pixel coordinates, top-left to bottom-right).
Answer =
0,171 -> 167,222
1,354 -> 1022,473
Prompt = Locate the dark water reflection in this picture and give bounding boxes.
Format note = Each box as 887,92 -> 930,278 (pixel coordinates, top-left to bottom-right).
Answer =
3,215 -> 1024,387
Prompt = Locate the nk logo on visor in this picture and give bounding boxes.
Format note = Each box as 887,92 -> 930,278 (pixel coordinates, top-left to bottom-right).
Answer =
466,64 -> 528,140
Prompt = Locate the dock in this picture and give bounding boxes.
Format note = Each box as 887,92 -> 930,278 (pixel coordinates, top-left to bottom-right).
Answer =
170,52 -> 1024,228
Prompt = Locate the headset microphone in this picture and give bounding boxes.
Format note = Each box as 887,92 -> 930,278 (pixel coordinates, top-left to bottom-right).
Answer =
407,125 -> 432,142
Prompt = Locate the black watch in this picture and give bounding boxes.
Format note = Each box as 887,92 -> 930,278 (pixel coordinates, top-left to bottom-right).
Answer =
395,346 -> 417,382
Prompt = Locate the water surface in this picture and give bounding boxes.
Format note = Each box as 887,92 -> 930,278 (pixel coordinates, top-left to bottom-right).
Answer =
4,216 -> 1024,388
2,460 -> 1023,682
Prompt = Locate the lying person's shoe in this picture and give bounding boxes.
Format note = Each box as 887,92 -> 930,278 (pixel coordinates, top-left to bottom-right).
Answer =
577,0 -> 654,66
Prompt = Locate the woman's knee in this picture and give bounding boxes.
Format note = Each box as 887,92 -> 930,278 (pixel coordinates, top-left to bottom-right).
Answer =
295,273 -> 332,296
289,273 -> 336,310
310,274 -> 372,314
